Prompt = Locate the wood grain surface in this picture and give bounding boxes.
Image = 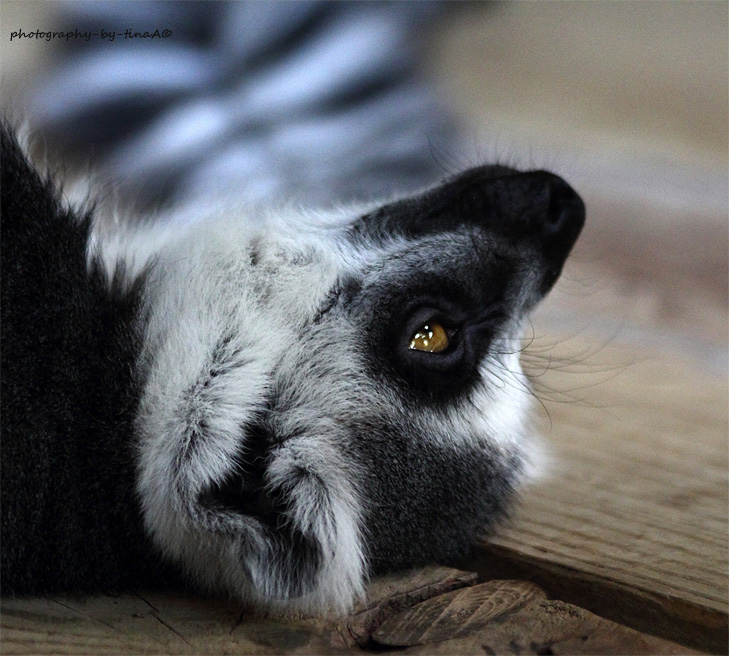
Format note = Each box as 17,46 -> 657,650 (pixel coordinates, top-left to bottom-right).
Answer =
372,579 -> 546,646
1,570 -> 700,655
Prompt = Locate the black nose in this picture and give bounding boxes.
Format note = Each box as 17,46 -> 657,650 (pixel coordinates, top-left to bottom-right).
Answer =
456,167 -> 585,257
448,167 -> 585,292
516,170 -> 586,293
526,170 -> 585,252
349,166 -> 585,287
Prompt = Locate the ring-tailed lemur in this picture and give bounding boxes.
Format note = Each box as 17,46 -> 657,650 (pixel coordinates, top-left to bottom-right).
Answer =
1,122 -> 584,615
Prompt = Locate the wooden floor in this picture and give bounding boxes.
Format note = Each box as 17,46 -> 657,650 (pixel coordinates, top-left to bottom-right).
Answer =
2,2 -> 727,654
1,567 -> 709,655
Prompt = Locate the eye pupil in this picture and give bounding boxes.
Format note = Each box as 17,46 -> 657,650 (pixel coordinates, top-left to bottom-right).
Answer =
409,322 -> 449,353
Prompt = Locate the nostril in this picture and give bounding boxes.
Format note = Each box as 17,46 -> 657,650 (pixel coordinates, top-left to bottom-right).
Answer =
545,182 -> 583,235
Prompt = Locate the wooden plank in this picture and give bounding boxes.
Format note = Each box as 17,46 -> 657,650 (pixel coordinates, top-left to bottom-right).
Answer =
372,579 -> 546,646
469,334 -> 728,653
0,592 -> 256,655
332,566 -> 477,649
397,597 -> 701,655
372,580 -> 699,655
1,572 -> 701,655
0,567 -> 475,655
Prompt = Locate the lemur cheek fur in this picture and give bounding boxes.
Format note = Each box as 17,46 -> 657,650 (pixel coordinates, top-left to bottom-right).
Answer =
1,122 -> 584,615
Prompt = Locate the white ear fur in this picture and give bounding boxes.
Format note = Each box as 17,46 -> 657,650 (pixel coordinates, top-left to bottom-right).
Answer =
265,437 -> 366,611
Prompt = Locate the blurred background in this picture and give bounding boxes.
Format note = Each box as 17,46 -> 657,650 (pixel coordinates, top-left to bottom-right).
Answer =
2,0 -> 725,373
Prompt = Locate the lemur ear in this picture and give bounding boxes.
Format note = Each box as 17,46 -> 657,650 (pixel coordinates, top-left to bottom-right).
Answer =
138,363 -> 366,610
192,420 -> 325,601
195,467 -> 326,601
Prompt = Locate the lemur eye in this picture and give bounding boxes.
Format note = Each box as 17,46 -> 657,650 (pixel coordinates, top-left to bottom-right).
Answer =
409,321 -> 449,352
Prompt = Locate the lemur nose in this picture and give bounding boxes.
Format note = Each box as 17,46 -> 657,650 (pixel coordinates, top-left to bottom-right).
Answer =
347,164 -> 585,266
540,172 -> 584,236
455,166 -> 585,294
514,170 -> 586,293
459,167 -> 585,259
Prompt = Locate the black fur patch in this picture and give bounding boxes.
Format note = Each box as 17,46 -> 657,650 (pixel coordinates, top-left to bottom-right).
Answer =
0,124 -> 175,594
350,166 -> 585,295
347,414 -> 520,573
198,409 -> 323,599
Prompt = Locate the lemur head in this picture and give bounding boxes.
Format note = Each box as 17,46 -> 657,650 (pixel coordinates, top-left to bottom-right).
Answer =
129,165 -> 585,615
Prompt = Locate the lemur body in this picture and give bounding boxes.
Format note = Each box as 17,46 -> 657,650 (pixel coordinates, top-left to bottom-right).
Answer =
1,124 -> 584,614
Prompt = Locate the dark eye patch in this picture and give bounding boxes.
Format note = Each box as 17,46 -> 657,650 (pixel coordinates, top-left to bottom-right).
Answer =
391,301 -> 508,396
342,226 -> 521,403
350,277 -> 510,403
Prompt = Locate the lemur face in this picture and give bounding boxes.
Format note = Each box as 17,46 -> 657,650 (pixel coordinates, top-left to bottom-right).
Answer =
130,166 -> 584,615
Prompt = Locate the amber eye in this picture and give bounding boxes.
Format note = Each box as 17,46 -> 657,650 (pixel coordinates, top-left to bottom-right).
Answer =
409,321 -> 449,353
